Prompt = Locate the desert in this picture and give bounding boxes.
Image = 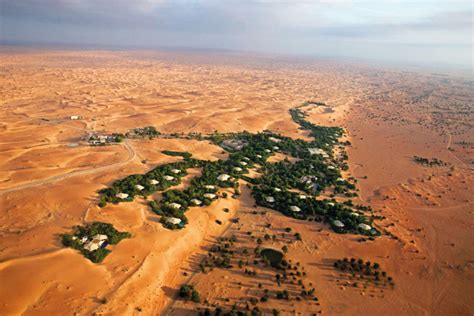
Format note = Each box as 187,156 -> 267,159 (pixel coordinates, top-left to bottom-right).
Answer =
0,48 -> 473,316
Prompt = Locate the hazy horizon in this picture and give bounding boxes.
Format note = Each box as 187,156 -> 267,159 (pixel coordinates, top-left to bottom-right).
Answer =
1,0 -> 472,70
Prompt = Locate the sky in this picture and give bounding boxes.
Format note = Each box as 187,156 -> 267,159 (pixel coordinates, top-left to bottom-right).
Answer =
1,0 -> 472,69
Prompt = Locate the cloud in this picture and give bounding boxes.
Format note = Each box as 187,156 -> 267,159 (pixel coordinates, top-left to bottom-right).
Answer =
0,0 -> 472,68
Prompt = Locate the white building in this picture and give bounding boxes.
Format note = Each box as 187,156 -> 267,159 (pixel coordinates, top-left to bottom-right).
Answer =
83,234 -> 108,252
135,184 -> 145,191
269,137 -> 281,143
264,149 -> 271,153
204,185 -> 215,190
299,195 -> 307,199
290,205 -> 301,212
239,161 -> 248,166
167,217 -> 182,225
169,202 -> 182,209
191,199 -> 202,206
358,223 -> 371,231
164,175 -> 175,181
273,187 -> 282,192
217,174 -> 231,181
203,193 -> 216,199
333,220 -> 345,228
265,196 -> 275,203
171,169 -> 181,174
149,179 -> 159,185
256,154 -> 263,159
70,115 -> 80,120
116,193 -> 129,199
233,167 -> 242,172
273,146 -> 279,150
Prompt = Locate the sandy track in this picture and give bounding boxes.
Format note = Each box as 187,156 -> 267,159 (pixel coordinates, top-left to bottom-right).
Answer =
0,141 -> 135,195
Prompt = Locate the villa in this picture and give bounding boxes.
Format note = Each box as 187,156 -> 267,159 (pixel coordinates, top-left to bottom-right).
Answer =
191,199 -> 202,206
264,149 -> 271,153
169,202 -> 182,209
233,167 -> 242,172
171,169 -> 181,174
273,146 -> 279,150
149,179 -> 159,185
203,193 -> 216,199
239,161 -> 247,166
290,205 -> 301,212
115,193 -> 129,199
358,223 -> 372,231
299,195 -> 307,199
217,174 -> 230,181
333,220 -> 345,228
269,137 -> 281,143
164,175 -> 175,181
83,234 -> 108,252
273,187 -> 282,192
256,154 -> 263,158
265,196 -> 275,203
204,185 -> 215,190
166,217 -> 182,225
135,184 -> 145,191
70,115 -> 80,120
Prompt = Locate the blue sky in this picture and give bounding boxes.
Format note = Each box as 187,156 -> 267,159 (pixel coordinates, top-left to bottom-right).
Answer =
1,0 -> 472,69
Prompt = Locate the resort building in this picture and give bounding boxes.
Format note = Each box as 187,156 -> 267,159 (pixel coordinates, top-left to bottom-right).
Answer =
333,220 -> 345,228
171,169 -> 181,174
265,196 -> 275,203
217,174 -> 231,181
83,234 -> 108,252
166,217 -> 182,225
191,199 -> 202,206
149,179 -> 159,185
290,205 -> 301,212
358,223 -> 372,231
135,184 -> 145,191
203,193 -> 217,199
115,193 -> 129,199
204,185 -> 215,190
169,202 -> 182,209
164,175 -> 175,181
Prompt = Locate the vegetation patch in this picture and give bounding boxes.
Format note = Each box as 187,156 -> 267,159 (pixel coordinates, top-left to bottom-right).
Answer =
61,222 -> 131,263
413,155 -> 448,167
333,257 -> 395,289
260,248 -> 284,268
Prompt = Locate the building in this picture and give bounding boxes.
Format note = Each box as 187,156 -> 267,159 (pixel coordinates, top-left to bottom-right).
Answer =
171,169 -> 181,174
204,185 -> 215,190
265,196 -> 275,203
169,202 -> 181,209
116,193 -> 129,199
135,184 -> 145,191
164,175 -> 175,181
149,179 -> 159,185
239,161 -> 247,166
256,154 -> 263,159
83,234 -> 108,252
273,187 -> 282,192
290,205 -> 301,212
333,220 -> 345,228
191,199 -> 202,206
358,223 -> 371,231
217,174 -> 230,181
269,137 -> 281,143
264,149 -> 271,153
203,193 -> 216,199
299,195 -> 307,199
167,217 -> 182,225
233,167 -> 242,172
70,115 -> 80,120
